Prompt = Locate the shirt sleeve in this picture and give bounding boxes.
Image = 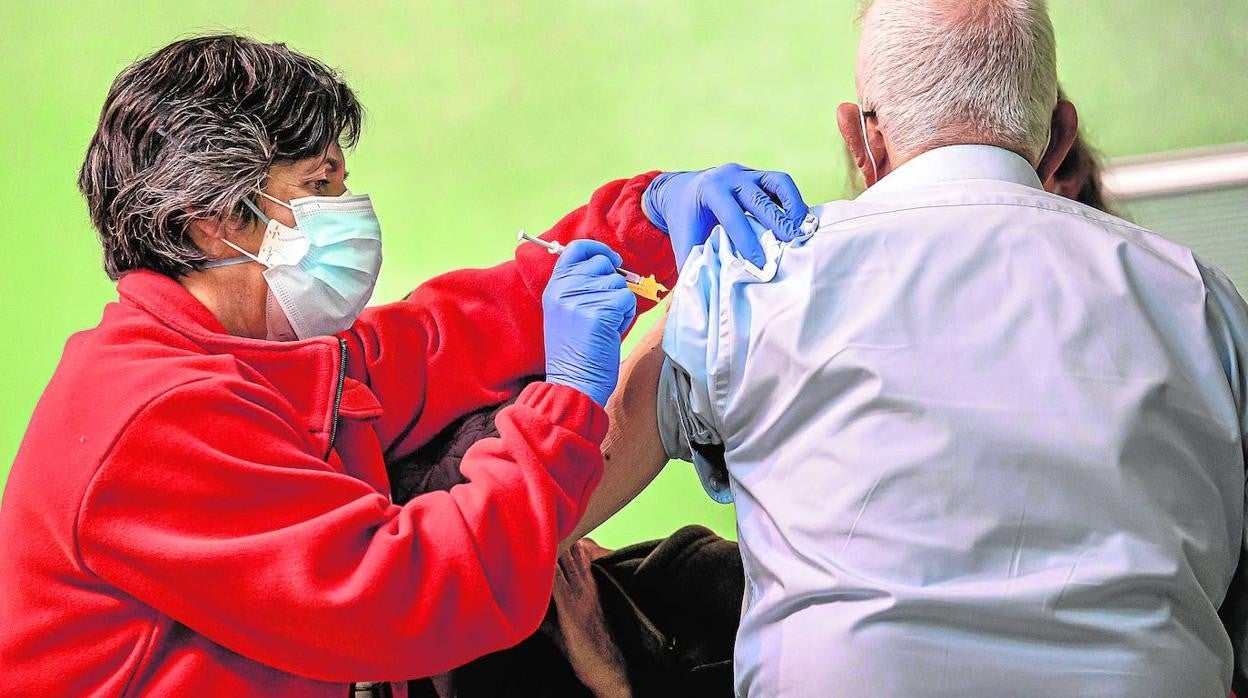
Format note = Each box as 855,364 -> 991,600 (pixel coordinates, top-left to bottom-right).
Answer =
1200,265 -> 1248,446
347,172 -> 677,463
658,360 -> 731,503
76,376 -> 607,683
1200,263 -> 1248,695
656,229 -> 736,503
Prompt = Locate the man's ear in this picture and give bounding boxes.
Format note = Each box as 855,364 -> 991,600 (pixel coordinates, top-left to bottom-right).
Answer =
1037,99 -> 1078,185
837,103 -> 871,184
837,103 -> 888,186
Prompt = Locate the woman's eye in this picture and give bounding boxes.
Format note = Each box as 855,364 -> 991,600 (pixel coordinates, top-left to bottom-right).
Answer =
312,179 -> 330,191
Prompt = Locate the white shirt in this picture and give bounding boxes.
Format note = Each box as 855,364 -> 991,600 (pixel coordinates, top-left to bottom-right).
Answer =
658,145 -> 1248,697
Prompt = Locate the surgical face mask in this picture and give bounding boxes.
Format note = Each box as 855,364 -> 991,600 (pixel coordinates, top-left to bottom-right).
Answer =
204,190 -> 383,340
858,105 -> 878,183
264,288 -> 298,342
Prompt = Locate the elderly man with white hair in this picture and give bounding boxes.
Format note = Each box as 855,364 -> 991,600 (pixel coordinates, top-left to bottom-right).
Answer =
657,0 -> 1248,695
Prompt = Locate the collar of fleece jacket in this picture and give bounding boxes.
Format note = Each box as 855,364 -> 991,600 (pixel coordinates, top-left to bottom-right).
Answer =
116,269 -> 349,453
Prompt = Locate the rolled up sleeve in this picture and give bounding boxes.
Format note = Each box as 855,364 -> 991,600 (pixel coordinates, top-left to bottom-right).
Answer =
657,232 -> 735,503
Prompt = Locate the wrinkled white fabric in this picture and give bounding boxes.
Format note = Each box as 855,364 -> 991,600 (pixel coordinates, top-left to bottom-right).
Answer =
659,145 -> 1248,697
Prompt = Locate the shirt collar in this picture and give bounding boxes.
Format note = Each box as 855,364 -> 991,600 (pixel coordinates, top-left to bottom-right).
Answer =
856,144 -> 1044,202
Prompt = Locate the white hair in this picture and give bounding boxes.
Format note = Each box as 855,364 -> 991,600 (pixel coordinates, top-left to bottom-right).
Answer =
856,0 -> 1058,163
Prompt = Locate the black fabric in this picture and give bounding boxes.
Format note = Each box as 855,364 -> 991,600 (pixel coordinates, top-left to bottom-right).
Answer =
592,524 -> 742,696
1220,558 -> 1248,695
446,623 -> 594,698
385,385 -> 535,504
387,394 -> 743,697
441,525 -> 742,698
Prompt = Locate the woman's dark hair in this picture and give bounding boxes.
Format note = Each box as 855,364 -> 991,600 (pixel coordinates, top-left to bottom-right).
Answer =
79,34 -> 363,279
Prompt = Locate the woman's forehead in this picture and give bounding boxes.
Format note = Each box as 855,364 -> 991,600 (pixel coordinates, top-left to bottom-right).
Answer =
278,142 -> 346,177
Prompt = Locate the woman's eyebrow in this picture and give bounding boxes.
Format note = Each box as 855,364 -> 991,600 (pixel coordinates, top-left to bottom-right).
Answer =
302,155 -> 343,178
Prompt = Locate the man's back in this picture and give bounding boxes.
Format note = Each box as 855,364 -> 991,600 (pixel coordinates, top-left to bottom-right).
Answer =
660,145 -> 1248,696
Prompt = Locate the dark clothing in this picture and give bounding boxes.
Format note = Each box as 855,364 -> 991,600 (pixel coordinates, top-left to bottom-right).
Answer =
391,397 -> 744,697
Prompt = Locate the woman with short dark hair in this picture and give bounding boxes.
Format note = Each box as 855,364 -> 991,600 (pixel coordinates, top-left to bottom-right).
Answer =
80,34 -> 365,280
0,34 -> 810,696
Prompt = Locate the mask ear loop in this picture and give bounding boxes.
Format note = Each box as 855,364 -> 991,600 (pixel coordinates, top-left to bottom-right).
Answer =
257,190 -> 295,211
859,105 -> 878,183
203,198 -> 272,268
242,196 -> 273,224
1037,127 -> 1053,171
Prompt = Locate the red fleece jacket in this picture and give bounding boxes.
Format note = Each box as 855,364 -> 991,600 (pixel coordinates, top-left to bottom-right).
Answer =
0,173 -> 675,696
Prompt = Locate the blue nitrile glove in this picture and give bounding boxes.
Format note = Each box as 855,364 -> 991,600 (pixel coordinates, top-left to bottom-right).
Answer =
543,239 -> 638,407
642,163 -> 811,269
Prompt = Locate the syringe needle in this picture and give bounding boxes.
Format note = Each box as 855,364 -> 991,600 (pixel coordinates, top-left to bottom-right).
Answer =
515,229 -> 668,301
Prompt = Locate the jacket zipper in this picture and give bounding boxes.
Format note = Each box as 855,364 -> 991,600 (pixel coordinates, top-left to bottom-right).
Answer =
325,337 -> 348,459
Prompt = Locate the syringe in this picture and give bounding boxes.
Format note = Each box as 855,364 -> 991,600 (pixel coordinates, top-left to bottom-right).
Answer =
516,229 -> 669,302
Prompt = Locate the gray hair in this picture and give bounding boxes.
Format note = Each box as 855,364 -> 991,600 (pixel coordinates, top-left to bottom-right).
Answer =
78,34 -> 363,280
856,0 -> 1058,163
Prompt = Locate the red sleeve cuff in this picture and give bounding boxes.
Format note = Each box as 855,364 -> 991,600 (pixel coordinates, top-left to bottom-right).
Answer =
517,381 -> 609,444
606,170 -> 679,295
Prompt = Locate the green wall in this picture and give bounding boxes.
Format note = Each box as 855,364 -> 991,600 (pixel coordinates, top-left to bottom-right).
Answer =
2,1 -> 1245,547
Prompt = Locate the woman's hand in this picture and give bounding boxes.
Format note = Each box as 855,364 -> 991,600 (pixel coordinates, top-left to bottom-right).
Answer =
542,240 -> 637,407
642,163 -> 812,269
